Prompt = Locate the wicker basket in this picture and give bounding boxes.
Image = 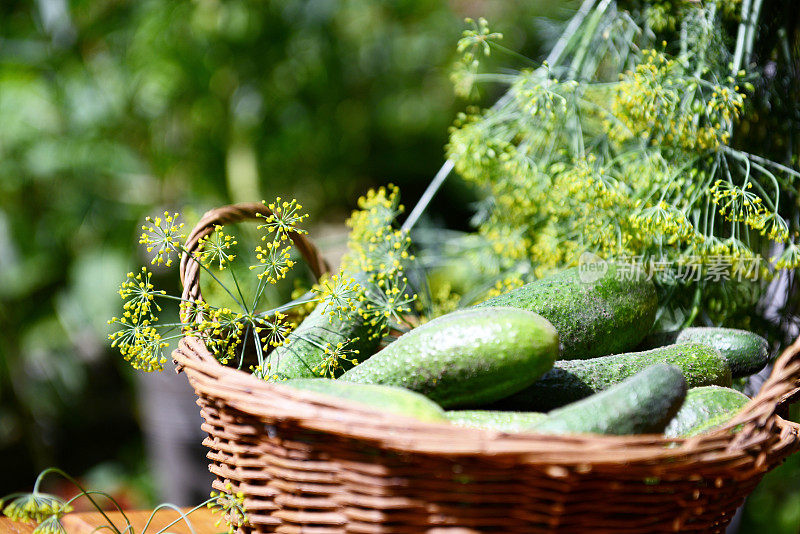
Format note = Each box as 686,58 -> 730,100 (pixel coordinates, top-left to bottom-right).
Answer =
173,203 -> 800,533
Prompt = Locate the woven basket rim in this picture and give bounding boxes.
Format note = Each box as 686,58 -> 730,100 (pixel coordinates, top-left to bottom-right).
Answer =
174,336 -> 799,463
174,202 -> 800,466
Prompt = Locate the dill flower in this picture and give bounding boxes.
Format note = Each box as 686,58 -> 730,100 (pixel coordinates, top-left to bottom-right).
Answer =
191,307 -> 245,364
312,340 -> 361,378
250,364 -> 281,381
314,273 -> 361,323
258,198 -> 308,241
774,242 -> 800,271
107,321 -> 168,372
442,6 -> 797,327
256,312 -> 293,349
359,275 -> 416,339
264,185 -> 419,381
484,275 -> 525,300
33,515 -> 67,534
2,493 -> 71,524
197,225 -> 237,270
208,482 -> 247,534
451,58 -> 480,99
610,49 -> 745,153
108,267 -> 169,371
344,185 -> 403,250
751,211 -> 790,242
456,17 -> 502,59
139,211 -> 185,267
631,201 -> 694,245
251,242 -> 294,283
179,298 -> 206,326
114,267 -> 165,323
430,281 -> 462,317
114,195 -> 317,374
511,70 -> 574,119
710,180 -> 766,224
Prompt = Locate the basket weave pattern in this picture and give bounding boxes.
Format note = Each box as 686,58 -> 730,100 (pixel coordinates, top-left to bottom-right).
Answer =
174,204 -> 800,533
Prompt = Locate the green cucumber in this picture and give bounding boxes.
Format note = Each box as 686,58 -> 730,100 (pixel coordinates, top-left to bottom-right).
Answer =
341,307 -> 559,408
530,364 -> 687,435
675,327 -> 769,378
445,410 -> 547,432
283,378 -> 446,423
265,192 -> 399,380
475,264 -> 657,359
664,385 -> 750,437
687,412 -> 746,436
264,299 -> 372,379
495,343 -> 731,411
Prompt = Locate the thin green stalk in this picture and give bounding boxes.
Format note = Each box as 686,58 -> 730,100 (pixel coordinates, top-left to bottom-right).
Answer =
683,284 -> 704,327
708,182 -> 717,236
732,0 -> 753,74
724,146 -> 800,180
227,266 -> 249,315
725,148 -> 781,210
256,291 -> 318,319
238,323 -> 250,370
467,73 -> 521,84
403,0 -> 601,233
569,0 -> 614,79
249,271 -> 270,312
488,42 -> 539,66
144,500 -> 213,534
252,326 -> 265,370
680,156 -> 716,209
744,0 -> 764,66
747,160 -> 782,212
35,468 -> 129,534
186,251 -> 246,311
547,0 -> 600,68
91,526 -> 121,533
63,491 -> 128,525
143,320 -> 185,329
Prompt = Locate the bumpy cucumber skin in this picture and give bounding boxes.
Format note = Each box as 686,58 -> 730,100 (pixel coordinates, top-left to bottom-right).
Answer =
495,343 -> 732,411
283,378 -> 447,423
675,327 -> 769,378
685,413 -> 745,437
475,264 -> 657,360
445,410 -> 547,432
531,364 -> 687,435
265,302 -> 377,379
664,385 -> 750,438
341,307 -> 560,409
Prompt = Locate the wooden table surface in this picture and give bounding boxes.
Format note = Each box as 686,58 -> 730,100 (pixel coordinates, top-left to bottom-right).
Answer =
0,507 -> 223,533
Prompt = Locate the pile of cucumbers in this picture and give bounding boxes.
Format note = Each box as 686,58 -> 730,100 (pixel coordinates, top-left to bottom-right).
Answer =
284,265 -> 768,437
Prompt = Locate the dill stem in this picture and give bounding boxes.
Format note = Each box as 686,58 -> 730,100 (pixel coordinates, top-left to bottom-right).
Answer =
37,468 -> 128,534
143,501 -> 212,534
732,0 -> 753,75
744,0 -> 764,67
189,251 -> 246,311
403,0 -> 602,233
683,285 -> 703,328
568,0 -> 613,79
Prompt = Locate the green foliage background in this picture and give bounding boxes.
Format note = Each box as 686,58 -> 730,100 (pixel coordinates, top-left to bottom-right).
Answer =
0,0 -> 567,500
0,1 -> 797,531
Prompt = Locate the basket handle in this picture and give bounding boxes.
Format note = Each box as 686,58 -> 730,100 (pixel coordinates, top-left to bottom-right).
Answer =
178,202 -> 330,317
753,336 -> 800,412
727,335 -> 800,451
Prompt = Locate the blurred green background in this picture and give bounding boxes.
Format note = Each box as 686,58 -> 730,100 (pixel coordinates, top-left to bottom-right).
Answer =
0,1 -> 797,532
